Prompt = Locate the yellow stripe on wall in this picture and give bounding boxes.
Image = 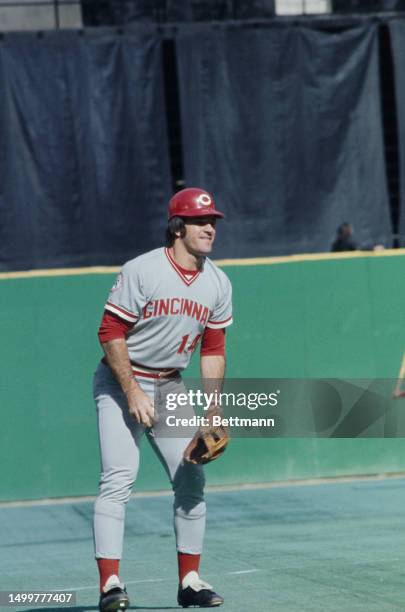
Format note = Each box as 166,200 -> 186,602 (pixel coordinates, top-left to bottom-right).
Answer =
1,248 -> 405,280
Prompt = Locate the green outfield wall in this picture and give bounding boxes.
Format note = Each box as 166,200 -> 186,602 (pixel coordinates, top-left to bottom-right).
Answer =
1,251 -> 405,502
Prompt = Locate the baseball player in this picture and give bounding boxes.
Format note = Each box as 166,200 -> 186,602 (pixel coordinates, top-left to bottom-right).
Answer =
93,188 -> 233,610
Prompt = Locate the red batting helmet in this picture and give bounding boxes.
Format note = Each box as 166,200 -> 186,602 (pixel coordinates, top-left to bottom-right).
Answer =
168,187 -> 225,220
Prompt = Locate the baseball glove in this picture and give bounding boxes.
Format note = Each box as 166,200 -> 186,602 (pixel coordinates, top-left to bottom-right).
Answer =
183,408 -> 229,465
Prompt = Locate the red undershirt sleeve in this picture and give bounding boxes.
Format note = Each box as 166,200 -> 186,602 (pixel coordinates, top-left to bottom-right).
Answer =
200,327 -> 226,356
98,311 -> 133,343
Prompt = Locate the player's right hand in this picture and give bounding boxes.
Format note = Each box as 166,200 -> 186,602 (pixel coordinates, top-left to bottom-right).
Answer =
126,387 -> 156,427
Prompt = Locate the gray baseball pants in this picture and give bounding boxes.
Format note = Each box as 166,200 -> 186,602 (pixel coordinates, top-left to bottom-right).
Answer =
93,361 -> 206,559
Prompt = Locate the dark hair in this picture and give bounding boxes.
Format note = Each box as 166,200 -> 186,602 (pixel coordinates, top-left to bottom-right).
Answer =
166,217 -> 186,247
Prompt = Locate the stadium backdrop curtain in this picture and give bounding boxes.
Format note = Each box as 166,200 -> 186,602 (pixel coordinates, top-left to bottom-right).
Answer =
176,23 -> 392,257
0,28 -> 171,271
389,20 -> 405,247
80,1 -> 275,26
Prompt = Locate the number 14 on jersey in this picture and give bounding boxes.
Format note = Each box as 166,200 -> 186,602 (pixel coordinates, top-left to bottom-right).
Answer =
177,333 -> 202,354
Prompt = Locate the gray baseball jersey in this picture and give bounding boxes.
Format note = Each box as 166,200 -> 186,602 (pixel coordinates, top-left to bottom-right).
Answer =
104,247 -> 233,373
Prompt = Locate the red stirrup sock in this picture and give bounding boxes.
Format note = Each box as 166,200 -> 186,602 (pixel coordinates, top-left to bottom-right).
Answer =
178,552 -> 201,583
97,558 -> 120,592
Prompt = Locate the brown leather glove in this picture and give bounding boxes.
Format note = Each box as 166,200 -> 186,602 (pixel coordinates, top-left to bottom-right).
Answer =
183,407 -> 229,465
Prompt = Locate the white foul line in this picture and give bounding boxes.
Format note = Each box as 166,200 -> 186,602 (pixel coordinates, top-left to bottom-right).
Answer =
66,578 -> 166,592
227,569 -> 261,575
65,569 -> 260,592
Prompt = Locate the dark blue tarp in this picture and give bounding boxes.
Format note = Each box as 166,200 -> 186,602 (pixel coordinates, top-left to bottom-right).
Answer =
176,24 -> 392,257
389,20 -> 405,247
0,28 -> 171,271
334,0 -> 405,12
81,1 -> 275,26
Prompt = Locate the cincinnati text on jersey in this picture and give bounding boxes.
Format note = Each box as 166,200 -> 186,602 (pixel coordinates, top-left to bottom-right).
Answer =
142,298 -> 210,324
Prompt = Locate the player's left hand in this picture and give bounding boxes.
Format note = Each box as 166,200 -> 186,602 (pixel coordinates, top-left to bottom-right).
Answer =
183,406 -> 229,465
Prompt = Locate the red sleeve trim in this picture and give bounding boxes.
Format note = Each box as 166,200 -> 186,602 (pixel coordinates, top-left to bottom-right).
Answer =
105,301 -> 138,323
206,314 -> 233,329
200,327 -> 226,356
98,311 -> 133,343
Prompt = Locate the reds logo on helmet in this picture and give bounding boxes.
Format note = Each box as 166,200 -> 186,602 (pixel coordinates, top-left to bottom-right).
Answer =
168,187 -> 225,220
196,193 -> 212,207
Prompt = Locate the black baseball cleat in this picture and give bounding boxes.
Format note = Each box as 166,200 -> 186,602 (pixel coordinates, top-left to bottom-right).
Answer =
177,571 -> 224,608
99,575 -> 130,612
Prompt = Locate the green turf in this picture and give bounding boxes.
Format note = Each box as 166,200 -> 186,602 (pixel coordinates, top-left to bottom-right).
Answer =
1,479 -> 405,611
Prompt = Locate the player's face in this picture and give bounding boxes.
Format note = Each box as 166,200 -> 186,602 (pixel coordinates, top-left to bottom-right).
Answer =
181,216 -> 217,255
